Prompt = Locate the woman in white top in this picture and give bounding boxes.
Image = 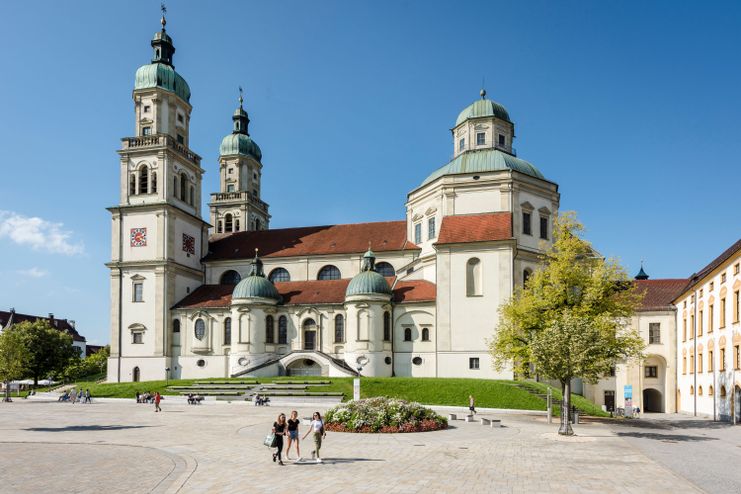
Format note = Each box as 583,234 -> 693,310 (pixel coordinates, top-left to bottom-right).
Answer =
302,411 -> 326,462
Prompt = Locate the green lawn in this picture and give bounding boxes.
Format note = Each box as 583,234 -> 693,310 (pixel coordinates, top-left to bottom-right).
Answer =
516,381 -> 610,417
61,376 -> 610,414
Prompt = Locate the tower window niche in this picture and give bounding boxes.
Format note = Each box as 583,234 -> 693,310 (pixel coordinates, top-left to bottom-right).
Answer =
138,166 -> 149,194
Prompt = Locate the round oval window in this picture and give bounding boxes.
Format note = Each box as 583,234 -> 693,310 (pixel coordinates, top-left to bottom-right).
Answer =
194,319 -> 206,340
196,359 -> 206,367
412,357 -> 422,365
238,357 -> 249,367
384,356 -> 392,365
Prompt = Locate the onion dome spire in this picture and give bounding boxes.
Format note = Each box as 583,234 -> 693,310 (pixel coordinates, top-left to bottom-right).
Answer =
248,248 -> 265,277
361,243 -> 376,272
151,3 -> 175,67
635,261 -> 649,280
233,86 -> 250,135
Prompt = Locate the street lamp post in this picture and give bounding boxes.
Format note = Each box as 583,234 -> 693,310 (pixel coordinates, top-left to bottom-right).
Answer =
165,367 -> 171,387
354,356 -> 368,401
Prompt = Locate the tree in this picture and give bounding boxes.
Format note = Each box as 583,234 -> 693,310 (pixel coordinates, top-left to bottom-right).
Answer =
489,212 -> 644,435
13,320 -> 78,387
60,345 -> 110,382
0,326 -> 31,402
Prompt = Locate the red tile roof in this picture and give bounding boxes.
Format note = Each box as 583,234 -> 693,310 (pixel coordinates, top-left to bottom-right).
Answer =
174,278 -> 437,308
392,280 -> 436,303
0,310 -> 86,342
205,221 -> 418,262
634,279 -> 687,311
436,212 -> 512,245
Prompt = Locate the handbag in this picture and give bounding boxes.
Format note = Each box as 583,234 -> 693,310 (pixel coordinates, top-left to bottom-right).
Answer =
263,432 -> 278,448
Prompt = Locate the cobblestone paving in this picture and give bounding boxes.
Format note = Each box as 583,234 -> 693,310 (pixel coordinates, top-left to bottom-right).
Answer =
0,400 -> 702,493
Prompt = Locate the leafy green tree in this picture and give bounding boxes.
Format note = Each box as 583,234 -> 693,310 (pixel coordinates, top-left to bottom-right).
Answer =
489,212 -> 644,435
61,345 -> 109,382
14,320 -> 78,387
0,326 -> 32,402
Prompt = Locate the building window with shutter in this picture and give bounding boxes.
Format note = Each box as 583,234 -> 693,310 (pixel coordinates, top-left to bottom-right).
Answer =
648,323 -> 660,344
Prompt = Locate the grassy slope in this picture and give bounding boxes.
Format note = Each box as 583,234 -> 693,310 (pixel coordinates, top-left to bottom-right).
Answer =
65,376 -> 571,412
517,381 -> 610,417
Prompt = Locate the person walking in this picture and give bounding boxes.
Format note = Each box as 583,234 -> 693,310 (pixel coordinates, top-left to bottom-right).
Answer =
271,413 -> 287,465
285,410 -> 301,461
469,395 -> 476,415
302,411 -> 326,463
154,392 -> 162,412
70,388 -> 78,404
85,389 -> 91,404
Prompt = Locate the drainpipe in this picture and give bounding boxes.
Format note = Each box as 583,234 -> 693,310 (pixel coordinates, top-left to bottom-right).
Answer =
693,288 -> 698,417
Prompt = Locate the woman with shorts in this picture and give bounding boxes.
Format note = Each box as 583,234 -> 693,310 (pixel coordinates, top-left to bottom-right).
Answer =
285,410 -> 301,461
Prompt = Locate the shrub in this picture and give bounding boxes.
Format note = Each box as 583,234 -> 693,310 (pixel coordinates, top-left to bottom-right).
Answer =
324,397 -> 447,433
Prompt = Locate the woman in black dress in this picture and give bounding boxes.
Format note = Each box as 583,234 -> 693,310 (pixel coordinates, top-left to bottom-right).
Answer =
272,413 -> 287,465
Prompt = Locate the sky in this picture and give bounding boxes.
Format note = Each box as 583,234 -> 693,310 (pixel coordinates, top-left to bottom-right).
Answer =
1,1 -> 740,345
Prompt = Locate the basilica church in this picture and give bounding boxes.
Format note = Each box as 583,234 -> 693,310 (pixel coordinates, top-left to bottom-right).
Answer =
106,17 -> 559,383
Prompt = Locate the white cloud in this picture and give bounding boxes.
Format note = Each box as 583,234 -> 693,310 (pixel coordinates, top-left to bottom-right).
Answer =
17,267 -> 49,278
0,210 -> 84,256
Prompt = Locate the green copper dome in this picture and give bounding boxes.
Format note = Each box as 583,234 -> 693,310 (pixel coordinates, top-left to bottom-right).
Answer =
346,249 -> 392,298
220,133 -> 262,161
232,275 -> 280,300
134,63 -> 191,103
455,98 -> 511,126
422,148 -> 544,186
232,253 -> 279,300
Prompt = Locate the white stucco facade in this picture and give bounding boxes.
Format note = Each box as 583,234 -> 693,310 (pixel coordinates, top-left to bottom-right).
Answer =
107,20 -> 561,383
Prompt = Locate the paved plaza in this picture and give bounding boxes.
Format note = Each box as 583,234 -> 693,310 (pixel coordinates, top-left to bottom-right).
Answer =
0,399 -> 738,493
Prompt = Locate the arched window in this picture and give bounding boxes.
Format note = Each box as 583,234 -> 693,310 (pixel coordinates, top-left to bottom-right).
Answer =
194,319 -> 206,340
721,386 -> 727,398
234,219 -> 240,232
278,316 -> 288,344
709,385 -> 714,396
132,366 -> 140,382
466,258 -> 482,296
224,317 -> 232,345
383,311 -> 391,341
173,176 -> 178,198
376,262 -> 395,277
698,386 -> 703,396
130,174 -> 136,195
265,315 -> 274,344
139,166 -> 149,194
217,220 -> 223,234
318,265 -> 341,280
151,171 -> 157,194
189,186 -> 195,206
172,319 -> 180,333
690,385 -> 695,395
220,270 -> 241,285
180,172 -> 187,201
404,327 -> 412,342
255,218 -> 261,231
422,327 -> 430,341
269,268 -> 291,283
303,318 -> 316,350
334,314 -> 344,343
224,213 -> 233,233
523,269 -> 532,285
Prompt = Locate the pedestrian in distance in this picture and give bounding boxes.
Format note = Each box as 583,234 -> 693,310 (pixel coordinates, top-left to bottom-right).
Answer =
70,388 -> 77,404
302,411 -> 326,463
154,391 -> 162,412
272,413 -> 287,465
469,395 -> 476,415
285,410 -> 301,461
85,389 -> 91,404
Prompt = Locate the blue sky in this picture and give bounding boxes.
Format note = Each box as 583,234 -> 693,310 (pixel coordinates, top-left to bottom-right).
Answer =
1,1 -> 740,345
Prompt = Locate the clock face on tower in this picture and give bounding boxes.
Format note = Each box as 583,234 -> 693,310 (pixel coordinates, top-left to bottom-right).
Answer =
182,233 -> 195,255
130,228 -> 147,247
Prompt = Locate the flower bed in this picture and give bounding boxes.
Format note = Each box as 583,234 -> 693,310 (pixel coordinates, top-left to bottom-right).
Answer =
324,397 -> 448,433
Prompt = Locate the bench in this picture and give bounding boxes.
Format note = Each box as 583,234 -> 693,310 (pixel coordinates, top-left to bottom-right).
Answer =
448,413 -> 457,421
465,415 -> 475,423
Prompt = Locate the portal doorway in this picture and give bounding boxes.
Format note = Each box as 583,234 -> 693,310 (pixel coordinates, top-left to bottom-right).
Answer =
132,366 -> 140,382
303,318 -> 317,350
643,388 -> 663,413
